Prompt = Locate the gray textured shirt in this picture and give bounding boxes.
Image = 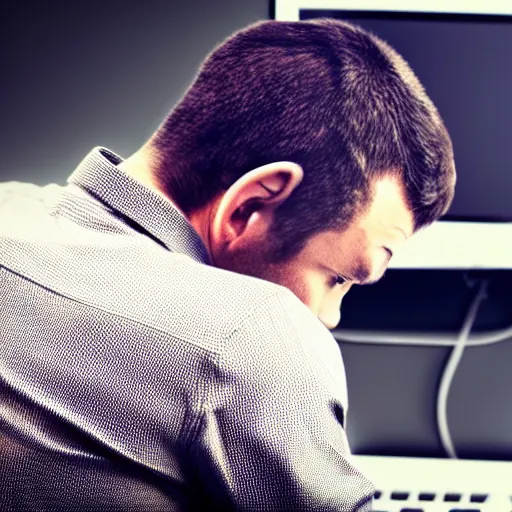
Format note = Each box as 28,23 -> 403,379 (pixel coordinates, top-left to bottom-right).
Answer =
0,147 -> 374,511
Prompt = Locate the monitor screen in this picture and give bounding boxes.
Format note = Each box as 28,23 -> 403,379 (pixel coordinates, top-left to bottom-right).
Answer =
298,9 -> 512,223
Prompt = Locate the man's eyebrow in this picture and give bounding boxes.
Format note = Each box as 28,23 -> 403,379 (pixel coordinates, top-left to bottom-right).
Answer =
359,272 -> 386,286
342,249 -> 392,287
352,264 -> 373,285
351,260 -> 388,286
357,274 -> 384,286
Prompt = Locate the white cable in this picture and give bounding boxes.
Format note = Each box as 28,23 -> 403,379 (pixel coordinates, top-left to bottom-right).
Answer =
332,322 -> 512,348
437,280 -> 488,459
332,282 -> 499,459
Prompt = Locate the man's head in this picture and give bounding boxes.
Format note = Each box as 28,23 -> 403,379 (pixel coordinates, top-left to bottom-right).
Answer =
136,18 -> 456,328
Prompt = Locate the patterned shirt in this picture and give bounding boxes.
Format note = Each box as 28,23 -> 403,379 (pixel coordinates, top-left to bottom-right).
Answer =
0,147 -> 374,511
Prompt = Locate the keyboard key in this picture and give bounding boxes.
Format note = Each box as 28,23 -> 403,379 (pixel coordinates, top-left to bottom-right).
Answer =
391,491 -> 409,500
444,493 -> 462,502
470,493 -> 488,503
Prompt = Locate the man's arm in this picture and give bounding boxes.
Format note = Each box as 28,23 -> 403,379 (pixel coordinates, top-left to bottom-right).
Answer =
191,288 -> 374,511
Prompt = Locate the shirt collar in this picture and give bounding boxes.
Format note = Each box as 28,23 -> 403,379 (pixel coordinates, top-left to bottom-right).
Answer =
68,147 -> 211,265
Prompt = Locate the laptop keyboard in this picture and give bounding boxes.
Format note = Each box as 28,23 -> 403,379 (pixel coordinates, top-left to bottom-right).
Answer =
352,455 -> 512,512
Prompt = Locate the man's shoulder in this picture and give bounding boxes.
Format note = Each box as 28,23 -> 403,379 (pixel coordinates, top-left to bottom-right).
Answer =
0,181 -> 54,208
209,265 -> 348,408
0,180 -> 44,194
0,180 -> 326,355
81,246 -> 333,360
109,252 -> 298,348
0,181 -> 67,240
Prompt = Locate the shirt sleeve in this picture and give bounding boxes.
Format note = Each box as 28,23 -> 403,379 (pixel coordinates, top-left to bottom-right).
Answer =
189,288 -> 375,511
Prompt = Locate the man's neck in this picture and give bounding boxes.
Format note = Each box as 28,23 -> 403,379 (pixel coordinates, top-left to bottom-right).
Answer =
118,149 -> 172,204
118,149 -> 217,261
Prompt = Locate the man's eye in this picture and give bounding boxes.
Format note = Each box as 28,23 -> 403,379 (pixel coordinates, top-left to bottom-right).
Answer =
331,275 -> 346,287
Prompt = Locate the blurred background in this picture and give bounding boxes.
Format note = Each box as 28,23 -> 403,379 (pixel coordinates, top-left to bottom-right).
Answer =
1,0 -> 511,462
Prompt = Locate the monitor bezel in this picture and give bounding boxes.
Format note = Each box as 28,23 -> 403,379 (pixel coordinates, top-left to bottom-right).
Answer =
272,0 -> 512,269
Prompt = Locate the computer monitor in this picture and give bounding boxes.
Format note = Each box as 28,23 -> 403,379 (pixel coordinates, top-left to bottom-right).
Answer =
273,0 -> 512,464
273,1 -> 512,270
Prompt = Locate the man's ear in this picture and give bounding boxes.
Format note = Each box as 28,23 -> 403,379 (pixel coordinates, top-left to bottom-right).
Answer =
211,161 -> 303,251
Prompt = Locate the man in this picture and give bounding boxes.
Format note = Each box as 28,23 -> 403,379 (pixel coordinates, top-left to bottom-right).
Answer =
0,18 -> 455,511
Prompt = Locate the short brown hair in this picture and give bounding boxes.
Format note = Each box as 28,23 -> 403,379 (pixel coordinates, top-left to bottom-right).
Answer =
151,18 -> 455,261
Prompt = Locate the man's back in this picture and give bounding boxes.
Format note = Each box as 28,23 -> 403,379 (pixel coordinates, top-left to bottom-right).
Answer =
0,148 -> 373,511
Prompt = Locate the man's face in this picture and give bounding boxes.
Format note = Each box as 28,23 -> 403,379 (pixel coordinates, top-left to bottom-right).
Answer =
226,175 -> 414,329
